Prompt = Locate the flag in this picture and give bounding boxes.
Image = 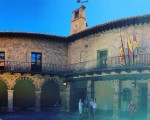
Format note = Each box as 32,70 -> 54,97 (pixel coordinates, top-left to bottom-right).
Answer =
119,32 -> 125,64
132,32 -> 138,58
126,27 -> 133,56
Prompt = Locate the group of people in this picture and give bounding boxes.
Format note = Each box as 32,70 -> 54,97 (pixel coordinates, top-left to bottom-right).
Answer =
79,97 -> 137,120
79,97 -> 97,120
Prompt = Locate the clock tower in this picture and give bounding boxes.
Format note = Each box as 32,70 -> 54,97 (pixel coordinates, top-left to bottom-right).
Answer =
70,5 -> 87,35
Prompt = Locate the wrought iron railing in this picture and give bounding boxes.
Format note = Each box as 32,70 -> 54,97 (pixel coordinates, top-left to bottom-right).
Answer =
0,53 -> 150,75
66,53 -> 150,74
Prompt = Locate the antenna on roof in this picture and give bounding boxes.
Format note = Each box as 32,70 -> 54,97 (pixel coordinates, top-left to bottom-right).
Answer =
77,0 -> 88,3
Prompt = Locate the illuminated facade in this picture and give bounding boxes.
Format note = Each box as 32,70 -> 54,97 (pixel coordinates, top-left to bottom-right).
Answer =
0,5 -> 150,120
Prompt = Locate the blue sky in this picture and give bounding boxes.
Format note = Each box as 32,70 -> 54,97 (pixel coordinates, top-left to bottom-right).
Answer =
0,0 -> 150,36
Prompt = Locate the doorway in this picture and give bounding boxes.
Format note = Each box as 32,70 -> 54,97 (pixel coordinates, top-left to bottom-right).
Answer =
138,83 -> 147,119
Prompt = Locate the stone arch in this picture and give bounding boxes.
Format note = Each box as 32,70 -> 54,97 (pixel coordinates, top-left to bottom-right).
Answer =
0,77 -> 8,108
13,76 -> 36,110
41,76 -> 65,91
0,76 -> 9,89
40,76 -> 65,108
14,76 -> 35,89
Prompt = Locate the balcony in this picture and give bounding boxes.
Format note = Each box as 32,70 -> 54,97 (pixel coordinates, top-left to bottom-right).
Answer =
65,54 -> 150,81
66,53 -> 150,75
0,53 -> 150,76
0,61 -> 66,75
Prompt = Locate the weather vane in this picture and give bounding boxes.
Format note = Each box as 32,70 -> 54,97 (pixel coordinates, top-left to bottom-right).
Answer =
77,0 -> 88,3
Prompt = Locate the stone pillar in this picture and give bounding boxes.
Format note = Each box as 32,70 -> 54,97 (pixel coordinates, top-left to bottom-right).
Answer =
65,82 -> 71,112
60,91 -> 66,112
87,80 -> 94,99
7,90 -> 14,112
87,80 -> 91,98
131,83 -> 138,104
113,80 -> 120,119
147,81 -> 150,120
35,90 -> 41,112
91,80 -> 94,99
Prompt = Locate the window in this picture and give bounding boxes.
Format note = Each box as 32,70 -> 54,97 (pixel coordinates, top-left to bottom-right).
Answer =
123,88 -> 132,101
97,50 -> 107,68
0,52 -> 5,70
74,10 -> 79,19
31,52 -> 42,72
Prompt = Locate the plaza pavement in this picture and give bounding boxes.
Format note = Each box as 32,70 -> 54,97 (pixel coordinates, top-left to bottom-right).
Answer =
0,111 -> 130,120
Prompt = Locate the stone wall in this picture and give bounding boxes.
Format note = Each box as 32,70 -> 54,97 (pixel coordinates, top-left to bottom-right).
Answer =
68,23 -> 150,65
95,80 -> 113,111
0,36 -> 67,65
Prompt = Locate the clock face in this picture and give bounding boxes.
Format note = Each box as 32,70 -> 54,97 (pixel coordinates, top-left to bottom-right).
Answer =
74,24 -> 78,29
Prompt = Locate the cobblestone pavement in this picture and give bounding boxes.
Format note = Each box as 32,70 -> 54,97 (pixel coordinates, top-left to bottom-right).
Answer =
0,111 -> 130,120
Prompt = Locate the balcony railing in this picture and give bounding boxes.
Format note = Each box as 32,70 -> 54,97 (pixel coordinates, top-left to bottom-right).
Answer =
66,53 -> 150,74
0,53 -> 150,75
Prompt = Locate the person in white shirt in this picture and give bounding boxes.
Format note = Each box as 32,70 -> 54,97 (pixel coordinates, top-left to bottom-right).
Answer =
79,99 -> 83,120
92,98 -> 97,120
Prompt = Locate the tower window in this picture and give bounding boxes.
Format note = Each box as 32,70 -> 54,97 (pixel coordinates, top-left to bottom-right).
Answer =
74,10 -> 79,19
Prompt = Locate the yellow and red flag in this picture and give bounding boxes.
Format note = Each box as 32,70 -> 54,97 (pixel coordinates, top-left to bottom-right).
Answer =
126,27 -> 133,56
132,32 -> 138,58
119,32 -> 125,64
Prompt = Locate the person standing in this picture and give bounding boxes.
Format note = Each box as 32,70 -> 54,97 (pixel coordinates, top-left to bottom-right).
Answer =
128,100 -> 137,120
92,98 -> 97,120
89,98 -> 94,117
83,96 -> 89,119
79,99 -> 83,120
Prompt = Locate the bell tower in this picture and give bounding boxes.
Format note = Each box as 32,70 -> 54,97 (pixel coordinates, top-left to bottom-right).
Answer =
70,5 -> 86,35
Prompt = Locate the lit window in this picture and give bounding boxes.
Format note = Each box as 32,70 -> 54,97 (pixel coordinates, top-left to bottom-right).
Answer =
31,52 -> 42,72
0,52 -> 5,70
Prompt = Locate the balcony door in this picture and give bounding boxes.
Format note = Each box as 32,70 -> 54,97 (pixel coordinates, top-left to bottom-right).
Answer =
31,52 -> 42,72
97,50 -> 107,68
0,52 -> 5,70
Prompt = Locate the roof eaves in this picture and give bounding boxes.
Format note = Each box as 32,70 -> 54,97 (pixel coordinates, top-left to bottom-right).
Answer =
67,14 -> 150,42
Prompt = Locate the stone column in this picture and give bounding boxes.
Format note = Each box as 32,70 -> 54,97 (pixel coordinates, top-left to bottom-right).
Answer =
35,90 -> 41,112
147,81 -> 150,120
87,80 -> 94,99
91,80 -> 94,99
60,91 -> 66,112
131,83 -> 138,104
65,82 -> 71,112
113,80 -> 120,119
7,90 -> 14,112
87,80 -> 92,98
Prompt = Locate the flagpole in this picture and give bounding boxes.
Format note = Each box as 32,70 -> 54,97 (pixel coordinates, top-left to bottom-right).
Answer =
120,30 -> 126,65
133,31 -> 135,65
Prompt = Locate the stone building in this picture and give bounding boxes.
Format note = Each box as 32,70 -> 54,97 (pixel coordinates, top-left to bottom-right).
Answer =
1,5 -> 150,119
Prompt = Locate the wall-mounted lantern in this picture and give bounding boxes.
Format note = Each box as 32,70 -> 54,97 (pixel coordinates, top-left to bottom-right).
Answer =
132,80 -> 136,87
63,82 -> 67,86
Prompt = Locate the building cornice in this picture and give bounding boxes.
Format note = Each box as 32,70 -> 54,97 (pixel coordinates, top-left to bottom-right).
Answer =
0,31 -> 66,42
0,14 -> 150,43
67,14 -> 150,42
